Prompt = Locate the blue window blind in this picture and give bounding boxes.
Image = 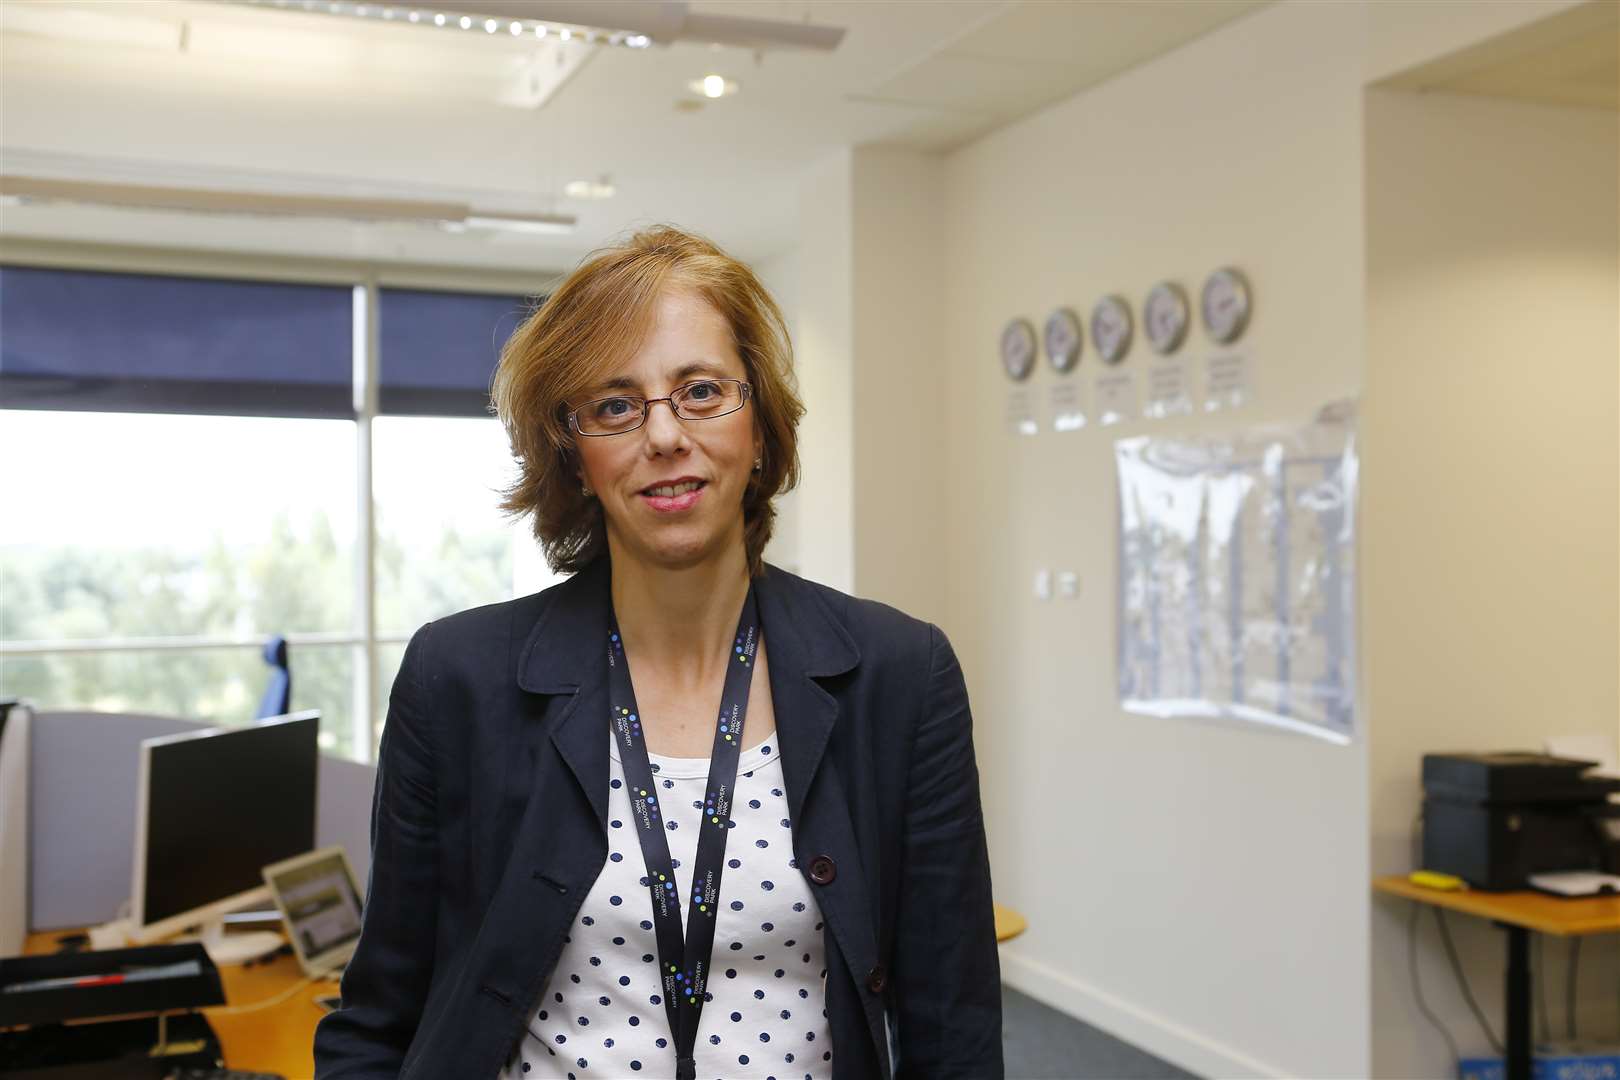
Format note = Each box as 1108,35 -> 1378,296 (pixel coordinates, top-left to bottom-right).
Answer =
378,287 -> 533,417
0,265 -> 354,418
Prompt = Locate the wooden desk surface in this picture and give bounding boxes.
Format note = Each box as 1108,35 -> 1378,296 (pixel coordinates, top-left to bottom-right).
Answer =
24,929 -> 337,1079
994,902 -> 1027,943
1373,875 -> 1620,937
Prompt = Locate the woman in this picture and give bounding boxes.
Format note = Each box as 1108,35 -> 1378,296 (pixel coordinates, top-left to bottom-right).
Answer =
314,226 -> 1002,1079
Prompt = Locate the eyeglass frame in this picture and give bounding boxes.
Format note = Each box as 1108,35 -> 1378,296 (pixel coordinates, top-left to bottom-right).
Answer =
564,378 -> 753,437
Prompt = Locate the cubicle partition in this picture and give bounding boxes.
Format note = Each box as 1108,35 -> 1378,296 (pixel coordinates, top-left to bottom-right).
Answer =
19,710 -> 376,935
0,702 -> 31,956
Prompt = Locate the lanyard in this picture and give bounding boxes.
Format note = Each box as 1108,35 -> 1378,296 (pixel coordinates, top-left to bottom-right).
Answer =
606,584 -> 760,1080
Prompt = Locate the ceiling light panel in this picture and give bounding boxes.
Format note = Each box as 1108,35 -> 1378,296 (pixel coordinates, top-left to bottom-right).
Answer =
0,2 -> 185,50
231,0 -> 652,49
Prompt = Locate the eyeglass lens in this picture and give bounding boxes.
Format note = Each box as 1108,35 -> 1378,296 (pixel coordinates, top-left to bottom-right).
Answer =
575,380 -> 745,435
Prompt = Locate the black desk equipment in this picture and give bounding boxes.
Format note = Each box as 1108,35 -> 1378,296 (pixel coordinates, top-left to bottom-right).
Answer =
0,943 -> 225,1079
1422,751 -> 1620,890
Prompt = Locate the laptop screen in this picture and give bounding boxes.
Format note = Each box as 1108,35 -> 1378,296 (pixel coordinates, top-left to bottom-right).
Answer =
268,850 -> 363,964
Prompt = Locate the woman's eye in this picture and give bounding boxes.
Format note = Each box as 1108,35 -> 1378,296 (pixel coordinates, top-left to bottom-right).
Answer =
597,398 -> 633,416
686,382 -> 718,400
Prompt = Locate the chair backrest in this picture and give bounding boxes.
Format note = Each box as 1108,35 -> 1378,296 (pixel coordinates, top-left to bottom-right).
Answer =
256,635 -> 291,720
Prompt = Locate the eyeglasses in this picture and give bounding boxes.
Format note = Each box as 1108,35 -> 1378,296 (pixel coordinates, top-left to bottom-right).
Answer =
567,378 -> 752,437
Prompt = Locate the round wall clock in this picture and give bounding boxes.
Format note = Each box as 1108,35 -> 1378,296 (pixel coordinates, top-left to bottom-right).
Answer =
1200,267 -> 1252,345
1143,281 -> 1190,355
1090,295 -> 1133,365
999,317 -> 1036,381
1043,307 -> 1082,373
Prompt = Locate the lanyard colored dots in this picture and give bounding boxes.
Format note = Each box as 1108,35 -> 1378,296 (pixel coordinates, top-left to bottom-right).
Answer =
606,581 -> 760,1080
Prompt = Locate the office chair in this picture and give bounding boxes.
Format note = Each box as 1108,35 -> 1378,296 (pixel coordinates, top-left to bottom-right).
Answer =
256,635 -> 291,719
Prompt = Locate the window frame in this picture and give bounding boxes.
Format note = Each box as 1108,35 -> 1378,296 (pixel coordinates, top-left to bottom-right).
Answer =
0,239 -> 552,762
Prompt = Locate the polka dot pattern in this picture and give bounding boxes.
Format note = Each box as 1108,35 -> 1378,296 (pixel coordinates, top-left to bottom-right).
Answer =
503,733 -> 831,1080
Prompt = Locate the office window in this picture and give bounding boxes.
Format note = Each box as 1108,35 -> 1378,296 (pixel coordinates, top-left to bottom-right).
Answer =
0,410 -> 358,748
373,415 -> 527,638
0,267 -> 550,761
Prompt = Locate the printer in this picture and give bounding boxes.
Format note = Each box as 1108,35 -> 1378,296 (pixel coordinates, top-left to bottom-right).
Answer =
1422,752 -> 1620,891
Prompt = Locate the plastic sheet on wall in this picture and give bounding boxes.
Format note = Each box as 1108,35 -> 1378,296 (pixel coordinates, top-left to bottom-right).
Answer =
1115,400 -> 1358,743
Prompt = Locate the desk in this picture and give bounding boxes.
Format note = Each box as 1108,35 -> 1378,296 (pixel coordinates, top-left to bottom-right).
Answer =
994,902 -> 1027,943
1373,875 -> 1620,1080
23,929 -> 337,1079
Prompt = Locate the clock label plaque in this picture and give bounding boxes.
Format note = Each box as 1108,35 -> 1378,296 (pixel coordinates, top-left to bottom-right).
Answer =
1145,359 -> 1194,419
1095,370 -> 1138,427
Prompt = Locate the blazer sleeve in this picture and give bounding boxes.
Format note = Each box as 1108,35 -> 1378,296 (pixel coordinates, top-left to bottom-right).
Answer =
890,623 -> 1004,1078
314,622 -> 441,1079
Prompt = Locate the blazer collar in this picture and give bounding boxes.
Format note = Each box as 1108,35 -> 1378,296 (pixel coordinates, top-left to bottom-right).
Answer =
516,554 -> 862,827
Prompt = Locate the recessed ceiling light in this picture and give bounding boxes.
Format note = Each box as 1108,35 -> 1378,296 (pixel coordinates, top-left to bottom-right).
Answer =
688,75 -> 738,99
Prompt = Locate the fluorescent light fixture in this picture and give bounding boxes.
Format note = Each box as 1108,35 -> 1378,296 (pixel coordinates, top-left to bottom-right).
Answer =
224,1 -> 843,52
0,174 -> 577,234
0,2 -> 185,50
463,212 -> 573,235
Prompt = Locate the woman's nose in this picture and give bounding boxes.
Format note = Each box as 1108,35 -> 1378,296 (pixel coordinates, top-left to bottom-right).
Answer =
641,398 -> 688,450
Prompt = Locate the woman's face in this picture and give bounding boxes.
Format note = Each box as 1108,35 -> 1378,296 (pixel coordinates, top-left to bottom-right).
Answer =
573,287 -> 761,572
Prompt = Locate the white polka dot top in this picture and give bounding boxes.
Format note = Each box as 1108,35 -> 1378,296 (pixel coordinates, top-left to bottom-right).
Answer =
502,733 -> 833,1080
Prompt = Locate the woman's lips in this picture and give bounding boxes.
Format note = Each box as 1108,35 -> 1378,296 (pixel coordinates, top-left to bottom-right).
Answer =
640,482 -> 706,513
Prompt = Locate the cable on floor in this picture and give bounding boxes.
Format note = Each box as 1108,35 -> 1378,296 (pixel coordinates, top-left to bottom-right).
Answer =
1434,908 -> 1503,1055
1535,934 -> 1551,1043
1409,899 -> 1460,1063
1568,937 -> 1582,1040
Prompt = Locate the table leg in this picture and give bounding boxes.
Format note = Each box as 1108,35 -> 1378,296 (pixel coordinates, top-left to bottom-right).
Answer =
1500,922 -> 1530,1080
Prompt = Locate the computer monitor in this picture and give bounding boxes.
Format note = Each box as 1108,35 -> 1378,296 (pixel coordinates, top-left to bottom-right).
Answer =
129,710 -> 318,964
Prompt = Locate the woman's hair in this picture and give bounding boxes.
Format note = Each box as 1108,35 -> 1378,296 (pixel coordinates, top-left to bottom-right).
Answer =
491,224 -> 804,579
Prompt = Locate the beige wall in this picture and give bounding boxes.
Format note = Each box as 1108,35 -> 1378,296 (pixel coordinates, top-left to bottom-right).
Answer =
795,150 -> 856,591
1364,86 -> 1619,1077
940,2 -> 1370,1073
851,148 -> 949,628
779,1 -> 1612,1076
791,147 -> 951,621
751,248 -> 803,575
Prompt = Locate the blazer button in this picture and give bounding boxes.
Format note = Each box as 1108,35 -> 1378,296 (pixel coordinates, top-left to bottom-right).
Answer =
865,965 -> 887,994
807,855 -> 837,885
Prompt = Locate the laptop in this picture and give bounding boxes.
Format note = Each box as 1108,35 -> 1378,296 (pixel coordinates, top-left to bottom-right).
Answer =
262,845 -> 365,979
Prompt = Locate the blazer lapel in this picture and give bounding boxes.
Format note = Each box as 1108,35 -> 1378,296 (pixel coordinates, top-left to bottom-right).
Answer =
516,553 -> 614,835
752,564 -> 860,828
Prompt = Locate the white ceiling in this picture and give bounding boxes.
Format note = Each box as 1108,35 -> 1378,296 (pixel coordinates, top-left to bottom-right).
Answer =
1375,0 -> 1618,112
0,0 -> 1267,271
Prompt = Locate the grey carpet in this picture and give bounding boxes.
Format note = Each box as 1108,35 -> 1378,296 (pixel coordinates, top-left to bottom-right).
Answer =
1002,985 -> 1201,1080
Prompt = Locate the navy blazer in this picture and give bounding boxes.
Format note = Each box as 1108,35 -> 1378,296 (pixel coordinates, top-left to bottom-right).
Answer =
314,555 -> 1002,1079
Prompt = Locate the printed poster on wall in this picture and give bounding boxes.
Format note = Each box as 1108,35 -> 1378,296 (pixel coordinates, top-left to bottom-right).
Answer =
1114,400 -> 1358,743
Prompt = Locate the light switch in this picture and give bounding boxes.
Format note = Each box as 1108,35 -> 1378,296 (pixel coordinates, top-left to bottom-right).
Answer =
1057,571 -> 1079,598
1033,569 -> 1052,601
